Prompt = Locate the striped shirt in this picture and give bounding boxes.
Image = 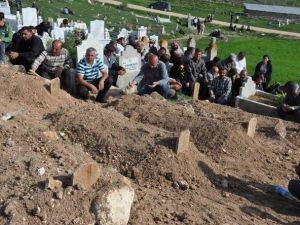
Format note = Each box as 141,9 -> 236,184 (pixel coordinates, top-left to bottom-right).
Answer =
32,48 -> 73,73
210,76 -> 232,98
77,57 -> 106,82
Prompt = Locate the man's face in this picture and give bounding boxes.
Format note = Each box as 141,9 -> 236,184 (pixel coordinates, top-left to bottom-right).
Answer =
86,51 -> 96,64
194,51 -> 202,61
220,69 -> 227,78
240,70 -> 247,79
22,30 -> 33,41
212,68 -> 219,75
136,43 -> 144,53
52,42 -> 62,56
0,19 -> 5,27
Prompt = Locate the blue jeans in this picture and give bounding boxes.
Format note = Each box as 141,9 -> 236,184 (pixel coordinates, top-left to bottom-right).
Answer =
138,82 -> 170,98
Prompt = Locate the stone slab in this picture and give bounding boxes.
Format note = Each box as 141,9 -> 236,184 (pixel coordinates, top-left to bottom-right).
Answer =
192,82 -> 200,102
50,78 -> 60,95
72,162 -> 101,190
274,120 -> 286,138
247,117 -> 257,138
175,129 -> 190,154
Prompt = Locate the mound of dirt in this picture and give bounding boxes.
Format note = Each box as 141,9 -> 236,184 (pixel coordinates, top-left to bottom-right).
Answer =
1,69 -> 300,225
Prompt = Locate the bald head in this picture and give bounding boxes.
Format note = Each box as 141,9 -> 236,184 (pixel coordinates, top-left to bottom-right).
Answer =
211,66 -> 219,75
148,54 -> 159,69
52,40 -> 63,56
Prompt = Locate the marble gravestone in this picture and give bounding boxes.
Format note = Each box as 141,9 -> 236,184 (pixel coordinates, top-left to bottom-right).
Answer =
90,20 -> 105,40
137,26 -> 147,39
76,35 -> 104,63
0,0 -> 11,15
117,45 -> 141,90
22,7 -> 38,26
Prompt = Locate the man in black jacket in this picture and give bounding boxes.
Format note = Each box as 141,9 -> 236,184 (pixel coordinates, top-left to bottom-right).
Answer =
9,26 -> 44,71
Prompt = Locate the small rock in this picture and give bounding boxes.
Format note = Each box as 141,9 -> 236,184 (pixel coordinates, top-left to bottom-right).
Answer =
32,206 -> 41,216
274,120 -> 286,138
37,167 -> 46,176
165,172 -> 175,181
4,200 -> 20,216
4,138 -> 15,147
172,181 -> 180,189
72,162 -> 101,190
46,177 -> 63,190
221,179 -> 228,189
43,131 -> 59,141
247,118 -> 257,138
54,191 -> 63,200
177,180 -> 189,190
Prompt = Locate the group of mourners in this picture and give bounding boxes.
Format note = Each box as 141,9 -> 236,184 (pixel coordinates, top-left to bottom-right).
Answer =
0,10 -> 299,122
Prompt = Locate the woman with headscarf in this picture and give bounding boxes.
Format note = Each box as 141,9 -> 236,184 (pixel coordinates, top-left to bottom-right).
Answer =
278,82 -> 300,123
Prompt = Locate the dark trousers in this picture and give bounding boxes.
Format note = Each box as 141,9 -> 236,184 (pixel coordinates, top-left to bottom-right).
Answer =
78,78 -> 111,102
10,57 -> 33,71
288,180 -> 300,200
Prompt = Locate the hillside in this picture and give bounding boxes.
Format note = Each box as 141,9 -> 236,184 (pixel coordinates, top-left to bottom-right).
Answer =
0,66 -> 300,224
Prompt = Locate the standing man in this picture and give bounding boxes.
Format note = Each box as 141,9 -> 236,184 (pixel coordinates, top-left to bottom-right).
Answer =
9,26 -> 44,71
0,12 -> 12,64
189,48 -> 208,99
77,47 -> 111,103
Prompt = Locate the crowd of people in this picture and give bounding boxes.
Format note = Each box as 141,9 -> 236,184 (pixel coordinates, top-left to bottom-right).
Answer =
0,10 -> 299,122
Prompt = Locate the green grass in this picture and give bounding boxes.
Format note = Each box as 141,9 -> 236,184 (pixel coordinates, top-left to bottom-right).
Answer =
196,35 -> 300,84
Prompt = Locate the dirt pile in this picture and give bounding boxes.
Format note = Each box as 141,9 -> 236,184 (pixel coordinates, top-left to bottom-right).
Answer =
1,68 -> 300,225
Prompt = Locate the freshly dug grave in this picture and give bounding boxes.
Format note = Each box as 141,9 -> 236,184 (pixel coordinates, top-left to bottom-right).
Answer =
0,68 -> 300,225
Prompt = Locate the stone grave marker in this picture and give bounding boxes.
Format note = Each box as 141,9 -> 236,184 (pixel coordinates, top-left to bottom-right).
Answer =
187,37 -> 196,48
192,82 -> 200,102
5,14 -> 17,31
117,28 -> 130,39
138,26 -> 147,39
175,129 -> 190,154
274,120 -> 286,138
72,162 -> 101,190
76,35 -> 104,62
22,7 -> 38,26
238,77 -> 256,98
50,78 -> 60,95
0,0 -> 11,15
247,117 -> 257,138
90,20 -> 105,40
206,37 -> 218,61
117,45 -> 141,90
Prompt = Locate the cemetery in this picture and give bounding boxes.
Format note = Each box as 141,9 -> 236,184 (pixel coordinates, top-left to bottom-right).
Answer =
0,0 -> 299,225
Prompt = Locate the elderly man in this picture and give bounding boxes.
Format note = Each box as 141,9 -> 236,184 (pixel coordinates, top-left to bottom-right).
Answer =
209,67 -> 232,105
0,12 -> 12,64
135,40 -> 149,65
9,26 -> 44,71
130,54 -> 175,98
77,47 -> 111,103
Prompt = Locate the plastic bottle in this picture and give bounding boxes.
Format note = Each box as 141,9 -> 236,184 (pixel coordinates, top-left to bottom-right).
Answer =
275,186 -> 294,200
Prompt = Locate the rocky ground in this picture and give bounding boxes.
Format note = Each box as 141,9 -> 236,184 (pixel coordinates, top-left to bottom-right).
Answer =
0,67 -> 300,225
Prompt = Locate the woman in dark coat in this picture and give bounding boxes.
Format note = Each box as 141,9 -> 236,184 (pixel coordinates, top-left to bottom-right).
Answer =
255,54 -> 272,91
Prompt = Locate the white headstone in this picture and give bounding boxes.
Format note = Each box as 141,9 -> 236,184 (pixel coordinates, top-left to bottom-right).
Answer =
51,27 -> 66,41
137,26 -> 147,39
117,28 -> 129,40
74,22 -> 88,30
5,14 -> 17,31
117,45 -> 141,90
90,20 -> 105,40
76,35 -> 104,63
0,0 -> 11,15
239,77 -> 256,98
22,7 -> 38,26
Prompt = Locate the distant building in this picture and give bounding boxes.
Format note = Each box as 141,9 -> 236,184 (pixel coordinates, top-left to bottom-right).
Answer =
244,3 -> 300,22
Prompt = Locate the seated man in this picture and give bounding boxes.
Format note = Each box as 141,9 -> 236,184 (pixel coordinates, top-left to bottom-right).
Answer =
103,43 -> 126,86
0,12 -> 12,64
9,26 -> 44,71
130,54 -> 175,99
30,40 -> 75,94
278,82 -> 300,123
209,67 -> 232,105
77,47 -> 111,103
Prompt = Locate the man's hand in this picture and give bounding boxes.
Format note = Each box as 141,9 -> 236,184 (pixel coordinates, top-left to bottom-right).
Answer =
55,67 -> 63,78
9,51 -> 19,60
90,85 -> 98,94
118,67 -> 126,76
98,80 -> 105,91
129,80 -> 137,87
148,81 -> 159,89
